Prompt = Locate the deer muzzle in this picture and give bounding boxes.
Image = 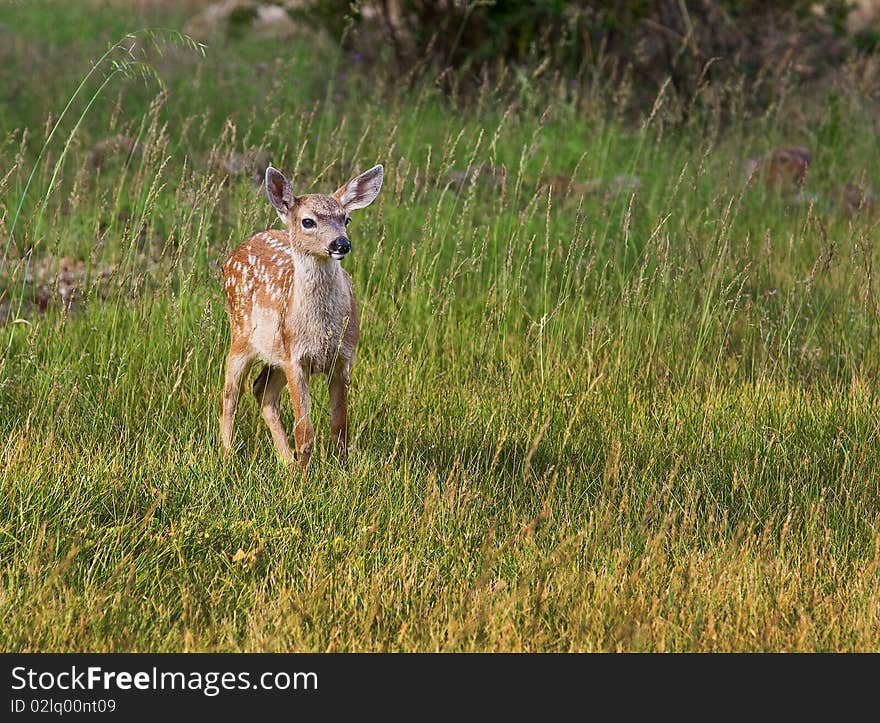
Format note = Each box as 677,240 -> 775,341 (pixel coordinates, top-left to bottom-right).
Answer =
329,236 -> 351,259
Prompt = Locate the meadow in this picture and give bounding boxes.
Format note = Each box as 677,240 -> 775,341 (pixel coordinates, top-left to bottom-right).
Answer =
1,1 -> 880,651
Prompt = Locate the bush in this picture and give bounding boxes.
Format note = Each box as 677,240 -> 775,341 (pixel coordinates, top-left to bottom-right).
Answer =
299,0 -> 869,118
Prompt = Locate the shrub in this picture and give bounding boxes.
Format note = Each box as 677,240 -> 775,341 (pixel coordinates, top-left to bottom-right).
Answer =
299,0 -> 870,118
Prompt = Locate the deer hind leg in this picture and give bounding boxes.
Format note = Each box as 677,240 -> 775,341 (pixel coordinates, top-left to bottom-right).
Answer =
284,362 -> 314,469
253,365 -> 293,463
220,346 -> 255,453
329,362 -> 350,463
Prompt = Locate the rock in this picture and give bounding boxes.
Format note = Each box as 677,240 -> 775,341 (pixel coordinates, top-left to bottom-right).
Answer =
847,0 -> 880,33
252,5 -> 298,38
184,1 -> 298,42
184,1 -> 249,40
0,254 -> 122,325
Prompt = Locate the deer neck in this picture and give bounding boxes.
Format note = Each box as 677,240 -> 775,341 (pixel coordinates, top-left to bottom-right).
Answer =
285,248 -> 350,367
290,249 -> 341,298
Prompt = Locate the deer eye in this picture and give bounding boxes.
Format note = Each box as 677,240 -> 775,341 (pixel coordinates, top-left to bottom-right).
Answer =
344,217 -> 351,226
301,218 -> 316,229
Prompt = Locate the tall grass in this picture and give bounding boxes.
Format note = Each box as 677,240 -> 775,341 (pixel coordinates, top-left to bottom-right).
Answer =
1,1 -> 879,651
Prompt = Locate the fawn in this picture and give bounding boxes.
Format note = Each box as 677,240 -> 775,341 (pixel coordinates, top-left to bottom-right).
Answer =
220,163 -> 384,467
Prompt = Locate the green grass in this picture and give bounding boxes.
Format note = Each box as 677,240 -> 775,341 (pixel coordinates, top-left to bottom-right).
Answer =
1,1 -> 880,651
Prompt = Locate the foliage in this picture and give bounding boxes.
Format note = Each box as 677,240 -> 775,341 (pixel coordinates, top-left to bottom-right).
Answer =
302,0 -> 872,118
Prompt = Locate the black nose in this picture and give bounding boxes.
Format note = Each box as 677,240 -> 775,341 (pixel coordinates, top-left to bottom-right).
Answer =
329,236 -> 351,255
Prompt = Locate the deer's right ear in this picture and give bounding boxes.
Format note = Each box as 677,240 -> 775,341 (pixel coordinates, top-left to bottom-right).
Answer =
265,166 -> 295,221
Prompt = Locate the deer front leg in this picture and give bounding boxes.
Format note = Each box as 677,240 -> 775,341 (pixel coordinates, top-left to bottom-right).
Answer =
329,362 -> 350,463
284,361 -> 314,469
253,365 -> 294,463
220,347 -> 254,453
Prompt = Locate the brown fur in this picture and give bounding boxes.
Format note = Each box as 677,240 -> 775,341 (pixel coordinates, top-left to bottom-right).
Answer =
744,146 -> 812,194
220,164 -> 383,467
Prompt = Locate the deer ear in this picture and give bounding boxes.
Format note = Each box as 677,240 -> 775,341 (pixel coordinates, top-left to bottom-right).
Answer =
334,164 -> 384,212
265,166 -> 295,221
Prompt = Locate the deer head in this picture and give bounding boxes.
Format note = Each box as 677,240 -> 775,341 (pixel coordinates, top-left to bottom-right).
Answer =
264,164 -> 384,260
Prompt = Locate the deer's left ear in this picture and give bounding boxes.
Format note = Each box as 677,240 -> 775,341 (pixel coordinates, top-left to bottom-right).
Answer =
334,164 -> 384,212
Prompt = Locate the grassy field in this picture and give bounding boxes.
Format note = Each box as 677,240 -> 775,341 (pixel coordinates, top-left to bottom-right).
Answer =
2,1 -> 880,651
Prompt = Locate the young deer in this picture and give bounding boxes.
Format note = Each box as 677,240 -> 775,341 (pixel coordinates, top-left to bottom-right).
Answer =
220,163 -> 384,467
